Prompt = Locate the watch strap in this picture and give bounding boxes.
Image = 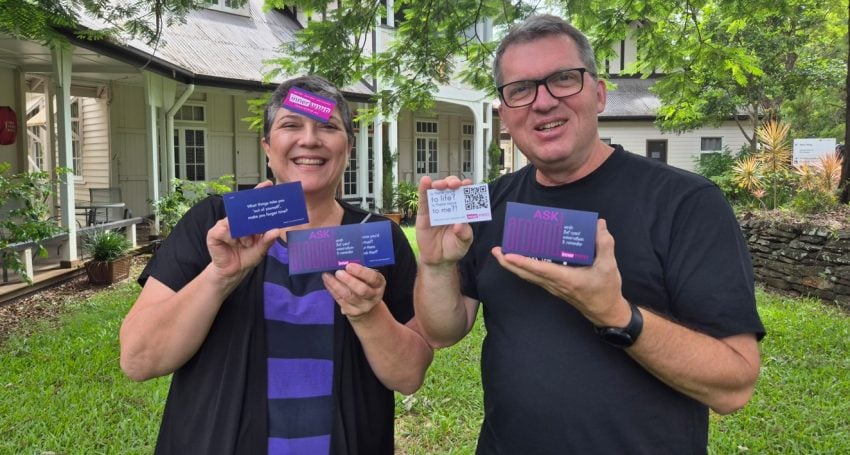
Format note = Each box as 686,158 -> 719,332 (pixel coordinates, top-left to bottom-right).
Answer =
594,302 -> 643,348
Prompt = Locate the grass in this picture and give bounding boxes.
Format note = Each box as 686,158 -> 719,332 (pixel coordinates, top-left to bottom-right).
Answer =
0,283 -> 169,454
1,235 -> 848,453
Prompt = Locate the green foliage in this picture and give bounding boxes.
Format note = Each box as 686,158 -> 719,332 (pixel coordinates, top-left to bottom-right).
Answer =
272,0 -> 845,135
151,175 -> 235,237
266,0 -> 523,119
694,148 -> 739,180
82,228 -> 131,262
0,163 -> 67,284
558,0 -> 847,143
0,0 -> 220,46
788,189 -> 839,215
242,94 -> 272,134
395,181 -> 419,221
486,140 -> 502,182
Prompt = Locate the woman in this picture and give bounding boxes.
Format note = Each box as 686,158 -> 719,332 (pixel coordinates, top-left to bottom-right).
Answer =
119,75 -> 433,454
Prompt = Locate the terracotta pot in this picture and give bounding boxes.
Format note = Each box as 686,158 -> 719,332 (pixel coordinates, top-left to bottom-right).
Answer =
383,212 -> 402,225
85,256 -> 131,285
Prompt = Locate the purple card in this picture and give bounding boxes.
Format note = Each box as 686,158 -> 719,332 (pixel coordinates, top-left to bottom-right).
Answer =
282,87 -> 336,123
501,202 -> 598,266
222,182 -> 309,238
288,220 -> 395,275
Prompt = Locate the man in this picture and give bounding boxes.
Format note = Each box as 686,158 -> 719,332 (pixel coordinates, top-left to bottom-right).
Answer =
414,15 -> 764,454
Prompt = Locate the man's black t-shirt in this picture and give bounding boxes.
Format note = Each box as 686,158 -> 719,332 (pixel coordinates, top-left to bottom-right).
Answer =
139,196 -> 417,454
460,146 -> 765,454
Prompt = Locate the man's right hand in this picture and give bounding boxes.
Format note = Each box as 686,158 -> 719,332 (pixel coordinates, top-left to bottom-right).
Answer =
415,176 -> 474,267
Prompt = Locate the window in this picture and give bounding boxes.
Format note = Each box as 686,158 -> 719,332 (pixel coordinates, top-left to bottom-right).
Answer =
646,140 -> 667,163
416,120 -> 438,134
174,129 -> 207,181
204,0 -> 249,15
28,126 -> 45,171
174,105 -> 205,122
416,120 -> 439,176
701,137 -> 723,153
343,131 -> 374,196
71,98 -> 82,176
462,124 -> 474,174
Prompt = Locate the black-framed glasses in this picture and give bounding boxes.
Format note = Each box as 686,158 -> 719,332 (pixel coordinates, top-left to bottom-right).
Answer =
497,68 -> 593,108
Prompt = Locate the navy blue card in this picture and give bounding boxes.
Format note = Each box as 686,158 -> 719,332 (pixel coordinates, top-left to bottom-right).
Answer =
288,220 -> 395,275
502,202 -> 598,266
222,182 -> 309,238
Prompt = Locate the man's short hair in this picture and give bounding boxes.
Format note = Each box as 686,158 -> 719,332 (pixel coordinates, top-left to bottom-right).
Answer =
493,15 -> 598,87
263,75 -> 355,145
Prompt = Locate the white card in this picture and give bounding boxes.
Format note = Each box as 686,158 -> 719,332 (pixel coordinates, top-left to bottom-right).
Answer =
426,183 -> 492,226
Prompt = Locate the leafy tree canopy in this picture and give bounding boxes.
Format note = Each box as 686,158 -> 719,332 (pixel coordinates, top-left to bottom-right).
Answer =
557,0 -> 847,145
265,0 -> 530,118
0,0 -> 223,45
273,0 -> 846,142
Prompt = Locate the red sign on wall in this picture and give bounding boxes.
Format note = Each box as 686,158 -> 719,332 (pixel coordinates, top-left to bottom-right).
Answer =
0,106 -> 18,145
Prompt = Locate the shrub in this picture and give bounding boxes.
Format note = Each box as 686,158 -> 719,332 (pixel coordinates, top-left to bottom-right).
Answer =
396,181 -> 419,222
694,147 -> 738,180
152,175 -> 235,237
486,141 -> 502,182
0,163 -> 67,284
788,189 -> 838,215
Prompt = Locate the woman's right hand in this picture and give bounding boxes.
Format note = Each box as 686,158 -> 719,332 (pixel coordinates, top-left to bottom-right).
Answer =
206,180 -> 281,284
206,218 -> 280,283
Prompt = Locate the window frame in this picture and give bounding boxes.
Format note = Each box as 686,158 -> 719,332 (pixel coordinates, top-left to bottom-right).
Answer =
461,123 -> 474,175
204,0 -> 250,16
415,119 -> 439,178
173,127 -> 208,182
700,136 -> 723,154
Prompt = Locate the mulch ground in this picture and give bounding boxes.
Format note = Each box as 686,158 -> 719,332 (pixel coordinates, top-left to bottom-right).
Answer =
0,255 -> 150,343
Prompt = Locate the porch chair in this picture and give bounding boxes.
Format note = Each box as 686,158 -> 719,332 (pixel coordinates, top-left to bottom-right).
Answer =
88,187 -> 132,225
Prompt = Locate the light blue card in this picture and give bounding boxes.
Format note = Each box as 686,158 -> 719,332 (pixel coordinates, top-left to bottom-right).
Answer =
426,183 -> 492,226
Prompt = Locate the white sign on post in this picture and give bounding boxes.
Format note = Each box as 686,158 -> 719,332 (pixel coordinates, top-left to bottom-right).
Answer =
792,138 -> 836,165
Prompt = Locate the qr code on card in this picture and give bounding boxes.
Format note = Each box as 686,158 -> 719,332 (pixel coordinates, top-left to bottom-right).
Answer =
463,185 -> 490,211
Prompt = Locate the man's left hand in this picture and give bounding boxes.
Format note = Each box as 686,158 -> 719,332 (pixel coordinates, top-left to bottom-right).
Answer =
491,218 -> 631,327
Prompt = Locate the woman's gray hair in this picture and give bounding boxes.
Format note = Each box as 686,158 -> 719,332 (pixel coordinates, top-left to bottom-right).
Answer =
263,75 -> 355,144
492,15 -> 598,87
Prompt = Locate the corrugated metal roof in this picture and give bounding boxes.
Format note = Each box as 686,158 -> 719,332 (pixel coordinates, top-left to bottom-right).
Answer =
77,0 -> 373,96
601,77 -> 660,118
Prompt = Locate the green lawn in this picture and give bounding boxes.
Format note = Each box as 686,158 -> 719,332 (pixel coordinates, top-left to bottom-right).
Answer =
1,241 -> 848,453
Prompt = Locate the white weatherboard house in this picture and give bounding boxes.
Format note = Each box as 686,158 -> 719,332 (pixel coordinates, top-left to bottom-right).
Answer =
0,0 -> 497,267
1,3 -> 749,269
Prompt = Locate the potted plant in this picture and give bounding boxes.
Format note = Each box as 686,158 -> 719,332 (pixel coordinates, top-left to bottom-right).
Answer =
82,228 -> 132,285
396,181 -> 419,224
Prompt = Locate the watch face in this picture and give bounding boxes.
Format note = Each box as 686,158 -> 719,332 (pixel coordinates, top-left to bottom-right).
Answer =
595,303 -> 643,348
599,328 -> 635,348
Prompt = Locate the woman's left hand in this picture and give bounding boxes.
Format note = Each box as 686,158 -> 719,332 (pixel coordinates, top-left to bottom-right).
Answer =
322,262 -> 386,321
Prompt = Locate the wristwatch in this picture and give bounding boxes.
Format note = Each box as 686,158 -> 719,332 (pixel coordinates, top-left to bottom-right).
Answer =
595,302 -> 643,348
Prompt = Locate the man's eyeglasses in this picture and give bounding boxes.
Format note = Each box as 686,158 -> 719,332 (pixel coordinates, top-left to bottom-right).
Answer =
497,68 -> 593,108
